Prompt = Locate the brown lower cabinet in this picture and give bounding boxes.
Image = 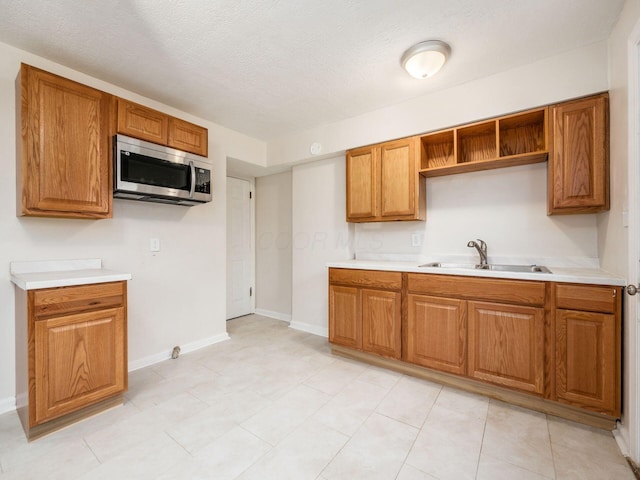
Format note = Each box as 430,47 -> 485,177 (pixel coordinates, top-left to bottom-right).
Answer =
406,295 -> 467,375
328,268 -> 621,421
468,301 -> 545,395
15,281 -> 128,439
329,269 -> 402,359
554,283 -> 621,415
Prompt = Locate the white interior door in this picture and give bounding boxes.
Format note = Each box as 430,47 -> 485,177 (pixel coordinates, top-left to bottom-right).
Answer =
627,28 -> 640,463
227,177 -> 253,319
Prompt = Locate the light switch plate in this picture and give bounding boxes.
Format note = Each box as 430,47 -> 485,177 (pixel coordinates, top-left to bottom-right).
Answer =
150,238 -> 161,252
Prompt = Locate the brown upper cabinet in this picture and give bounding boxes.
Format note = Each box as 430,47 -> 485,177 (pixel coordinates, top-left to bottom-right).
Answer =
548,93 -> 609,214
116,98 -> 167,145
419,107 -> 548,177
346,93 -> 610,220
346,137 -> 425,222
17,64 -> 113,219
116,98 -> 208,157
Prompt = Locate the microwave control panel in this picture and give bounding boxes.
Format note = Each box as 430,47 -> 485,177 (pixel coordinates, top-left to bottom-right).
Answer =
195,168 -> 211,194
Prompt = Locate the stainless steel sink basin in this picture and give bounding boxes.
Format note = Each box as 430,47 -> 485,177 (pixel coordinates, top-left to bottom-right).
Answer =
477,264 -> 552,273
419,262 -> 552,274
419,262 -> 476,269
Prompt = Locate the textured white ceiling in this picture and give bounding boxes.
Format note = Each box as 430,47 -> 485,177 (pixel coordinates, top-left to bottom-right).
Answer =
0,0 -> 625,140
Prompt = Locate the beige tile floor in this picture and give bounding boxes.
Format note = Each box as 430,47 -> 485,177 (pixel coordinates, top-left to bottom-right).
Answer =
0,314 -> 635,480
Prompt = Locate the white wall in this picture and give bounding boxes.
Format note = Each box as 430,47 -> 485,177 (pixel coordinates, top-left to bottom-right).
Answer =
268,42 -> 609,166
291,157 -> 353,336
0,41 -> 266,411
286,42 -> 610,336
255,171 -> 293,320
356,163 -> 598,265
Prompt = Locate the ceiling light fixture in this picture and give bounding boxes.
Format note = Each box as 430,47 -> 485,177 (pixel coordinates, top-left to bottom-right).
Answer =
400,40 -> 451,79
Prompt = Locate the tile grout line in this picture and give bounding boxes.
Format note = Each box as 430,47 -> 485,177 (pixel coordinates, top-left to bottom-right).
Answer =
473,396 -> 491,480
232,424 -> 279,477
316,384 -> 378,479
393,380 -> 445,479
545,413 -> 559,480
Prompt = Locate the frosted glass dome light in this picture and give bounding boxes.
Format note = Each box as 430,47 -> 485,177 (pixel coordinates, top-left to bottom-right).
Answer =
401,40 -> 451,79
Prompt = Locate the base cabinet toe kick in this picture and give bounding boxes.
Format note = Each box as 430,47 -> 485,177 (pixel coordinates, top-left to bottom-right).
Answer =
328,268 -> 621,428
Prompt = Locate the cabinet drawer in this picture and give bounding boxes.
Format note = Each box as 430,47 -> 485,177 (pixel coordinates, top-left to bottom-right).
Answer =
407,273 -> 545,306
32,282 -> 126,318
329,268 -> 402,290
555,284 -> 618,314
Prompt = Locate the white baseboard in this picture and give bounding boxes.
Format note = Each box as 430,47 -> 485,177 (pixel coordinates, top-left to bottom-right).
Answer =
0,396 -> 16,415
254,308 -> 292,323
0,334 -> 231,415
128,332 -> 230,372
614,420 -> 631,457
289,320 -> 328,338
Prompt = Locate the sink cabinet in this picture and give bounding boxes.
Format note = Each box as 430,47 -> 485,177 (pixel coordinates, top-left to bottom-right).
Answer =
328,267 -> 622,425
406,273 -> 546,394
15,281 -> 128,439
468,301 -> 545,394
406,294 -> 467,375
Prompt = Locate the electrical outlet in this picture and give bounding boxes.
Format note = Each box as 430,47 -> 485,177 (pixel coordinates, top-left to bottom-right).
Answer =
411,233 -> 421,247
150,238 -> 161,252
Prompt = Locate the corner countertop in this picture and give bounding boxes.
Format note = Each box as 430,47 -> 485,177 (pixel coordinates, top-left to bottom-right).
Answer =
10,259 -> 132,290
326,259 -> 627,287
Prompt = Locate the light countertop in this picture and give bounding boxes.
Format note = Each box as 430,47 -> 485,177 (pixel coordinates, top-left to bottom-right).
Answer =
327,259 -> 627,287
10,259 -> 132,290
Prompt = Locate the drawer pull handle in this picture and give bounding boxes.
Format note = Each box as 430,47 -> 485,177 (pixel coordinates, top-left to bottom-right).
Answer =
89,301 -> 100,306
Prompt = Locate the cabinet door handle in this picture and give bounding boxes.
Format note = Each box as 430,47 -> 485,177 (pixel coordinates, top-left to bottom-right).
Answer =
626,285 -> 638,296
189,161 -> 196,198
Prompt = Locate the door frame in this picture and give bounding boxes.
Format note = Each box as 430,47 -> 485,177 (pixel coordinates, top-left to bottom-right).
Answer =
623,18 -> 640,462
226,175 -> 256,318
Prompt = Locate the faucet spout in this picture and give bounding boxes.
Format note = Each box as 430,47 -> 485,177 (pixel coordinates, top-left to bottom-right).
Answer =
467,239 -> 488,266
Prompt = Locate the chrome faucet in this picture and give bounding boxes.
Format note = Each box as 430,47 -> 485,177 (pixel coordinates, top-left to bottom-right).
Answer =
467,239 -> 488,267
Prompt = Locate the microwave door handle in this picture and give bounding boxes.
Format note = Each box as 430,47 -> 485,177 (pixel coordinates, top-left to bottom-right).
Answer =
189,161 -> 196,198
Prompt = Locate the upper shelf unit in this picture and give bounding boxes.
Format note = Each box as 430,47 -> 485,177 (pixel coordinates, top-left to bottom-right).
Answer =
420,107 -> 548,177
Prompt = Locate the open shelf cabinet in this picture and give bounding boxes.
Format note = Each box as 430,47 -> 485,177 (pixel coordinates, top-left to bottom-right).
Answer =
420,107 -> 548,177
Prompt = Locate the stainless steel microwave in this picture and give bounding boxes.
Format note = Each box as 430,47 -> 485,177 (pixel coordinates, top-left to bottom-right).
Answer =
113,135 -> 212,206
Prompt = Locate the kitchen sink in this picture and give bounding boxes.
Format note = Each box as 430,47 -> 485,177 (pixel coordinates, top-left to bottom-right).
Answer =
419,262 -> 552,274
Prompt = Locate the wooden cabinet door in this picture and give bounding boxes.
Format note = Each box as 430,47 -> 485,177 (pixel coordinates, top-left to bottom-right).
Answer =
329,285 -> 362,349
117,98 -> 168,145
20,64 -> 112,219
468,301 -> 545,394
548,94 -> 609,214
34,307 -> 126,424
362,288 -> 401,359
346,145 -> 378,221
555,309 -> 617,415
168,117 -> 208,156
380,138 -> 418,218
406,295 -> 467,375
